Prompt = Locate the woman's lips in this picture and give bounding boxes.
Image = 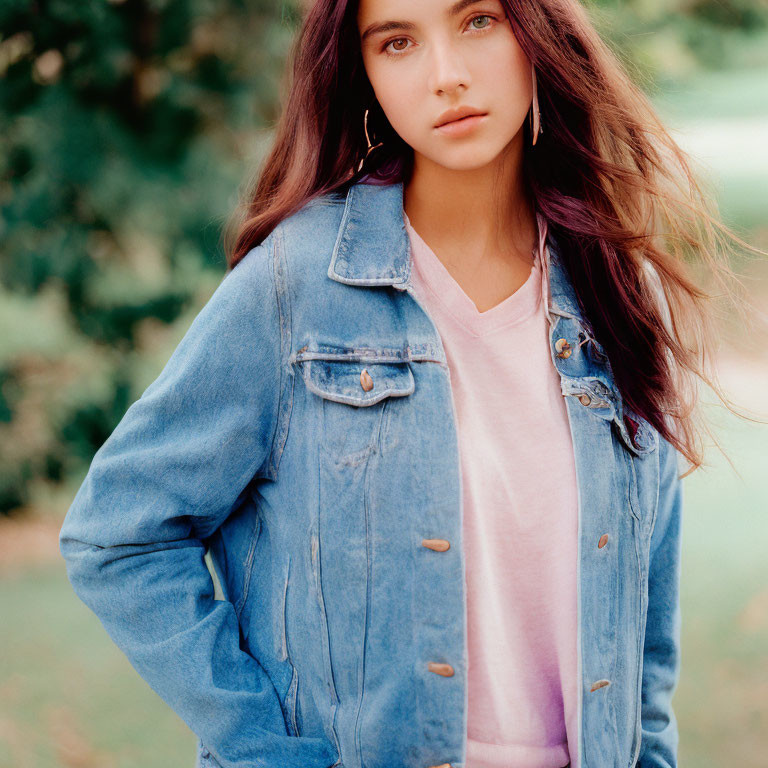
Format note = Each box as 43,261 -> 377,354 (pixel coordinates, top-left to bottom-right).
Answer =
434,113 -> 488,137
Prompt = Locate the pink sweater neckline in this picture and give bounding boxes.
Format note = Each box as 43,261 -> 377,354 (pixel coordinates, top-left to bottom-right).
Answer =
403,210 -> 549,337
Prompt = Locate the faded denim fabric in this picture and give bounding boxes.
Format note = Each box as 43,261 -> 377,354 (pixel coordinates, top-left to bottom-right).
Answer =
59,179 -> 683,768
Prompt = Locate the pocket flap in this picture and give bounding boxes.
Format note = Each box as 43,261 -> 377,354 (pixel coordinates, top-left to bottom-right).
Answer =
299,358 -> 415,406
616,407 -> 658,456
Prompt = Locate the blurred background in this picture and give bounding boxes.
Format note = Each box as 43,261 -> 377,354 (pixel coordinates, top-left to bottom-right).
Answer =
1,0 -> 766,766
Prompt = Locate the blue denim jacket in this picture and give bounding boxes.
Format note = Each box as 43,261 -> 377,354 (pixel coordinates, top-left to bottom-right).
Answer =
59,179 -> 683,768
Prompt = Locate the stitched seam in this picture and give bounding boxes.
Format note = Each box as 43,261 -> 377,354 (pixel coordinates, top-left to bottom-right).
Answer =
314,457 -> 342,757
629,513 -> 645,767
292,347 -> 444,364
235,514 -> 261,619
626,452 -> 642,522
354,437 -> 375,764
271,227 -> 294,477
284,554 -> 300,736
257,232 -> 280,481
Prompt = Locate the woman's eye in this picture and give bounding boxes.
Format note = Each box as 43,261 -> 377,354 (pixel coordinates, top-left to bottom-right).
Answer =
385,38 -> 410,55
470,14 -> 493,30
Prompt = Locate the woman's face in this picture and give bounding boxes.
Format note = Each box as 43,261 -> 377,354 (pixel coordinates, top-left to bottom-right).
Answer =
356,0 -> 533,172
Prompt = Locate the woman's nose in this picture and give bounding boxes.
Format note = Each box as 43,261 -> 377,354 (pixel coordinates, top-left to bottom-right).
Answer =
427,39 -> 472,95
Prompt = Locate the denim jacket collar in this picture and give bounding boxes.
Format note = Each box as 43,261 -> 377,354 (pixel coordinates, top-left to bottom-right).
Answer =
327,179 -> 586,323
326,179 -> 657,456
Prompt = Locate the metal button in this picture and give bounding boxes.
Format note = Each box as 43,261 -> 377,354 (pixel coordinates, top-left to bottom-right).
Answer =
360,369 -> 373,391
427,662 -> 454,677
578,393 -> 591,406
422,538 -> 450,552
555,338 -> 572,358
427,764 -> 452,768
598,534 -> 609,549
590,679 -> 611,691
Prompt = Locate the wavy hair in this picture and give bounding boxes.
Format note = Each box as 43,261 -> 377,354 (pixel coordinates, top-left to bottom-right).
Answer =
223,0 -> 766,475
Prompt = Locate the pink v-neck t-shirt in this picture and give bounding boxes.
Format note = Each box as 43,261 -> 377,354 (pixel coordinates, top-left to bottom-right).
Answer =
404,210 -> 580,768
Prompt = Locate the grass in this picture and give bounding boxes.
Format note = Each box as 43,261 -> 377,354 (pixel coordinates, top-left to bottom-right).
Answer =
0,564 -> 195,768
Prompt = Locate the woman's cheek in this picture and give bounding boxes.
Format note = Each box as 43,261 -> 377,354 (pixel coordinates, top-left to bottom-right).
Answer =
378,89 -> 423,145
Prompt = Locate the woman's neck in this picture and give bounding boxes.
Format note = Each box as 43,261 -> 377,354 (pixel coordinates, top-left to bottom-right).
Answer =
403,137 -> 537,265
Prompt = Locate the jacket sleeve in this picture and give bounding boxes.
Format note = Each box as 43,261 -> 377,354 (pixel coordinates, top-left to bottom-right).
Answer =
58,236 -> 337,768
638,436 -> 684,768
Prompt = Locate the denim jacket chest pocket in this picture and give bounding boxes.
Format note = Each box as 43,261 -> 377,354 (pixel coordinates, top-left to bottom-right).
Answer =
296,351 -> 415,465
550,314 -> 660,540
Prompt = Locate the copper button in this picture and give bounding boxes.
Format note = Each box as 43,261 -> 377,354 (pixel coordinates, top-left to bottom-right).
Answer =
590,679 -> 611,691
555,338 -> 572,358
422,538 -> 450,552
427,764 -> 452,768
578,393 -> 592,406
360,369 -> 374,391
597,534 -> 609,549
427,662 -> 454,677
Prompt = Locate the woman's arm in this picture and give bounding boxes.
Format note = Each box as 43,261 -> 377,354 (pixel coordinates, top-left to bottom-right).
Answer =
58,235 -> 337,768
638,435 -> 684,768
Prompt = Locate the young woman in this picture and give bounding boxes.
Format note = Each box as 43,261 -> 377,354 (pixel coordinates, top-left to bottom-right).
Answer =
59,1 -> 759,767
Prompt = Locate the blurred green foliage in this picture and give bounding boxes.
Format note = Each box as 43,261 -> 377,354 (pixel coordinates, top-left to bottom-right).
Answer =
1,0 -> 767,516
0,0 -> 303,514
590,0 -> 768,87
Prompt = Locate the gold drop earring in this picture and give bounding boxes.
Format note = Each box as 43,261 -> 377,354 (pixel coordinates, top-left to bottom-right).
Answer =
356,107 -> 385,173
530,63 -> 543,146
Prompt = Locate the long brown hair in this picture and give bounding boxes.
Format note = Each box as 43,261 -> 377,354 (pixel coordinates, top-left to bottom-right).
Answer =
222,0 -> 766,476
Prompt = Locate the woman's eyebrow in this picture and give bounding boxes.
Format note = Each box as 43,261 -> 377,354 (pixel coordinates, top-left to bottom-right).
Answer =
360,0 -> 491,43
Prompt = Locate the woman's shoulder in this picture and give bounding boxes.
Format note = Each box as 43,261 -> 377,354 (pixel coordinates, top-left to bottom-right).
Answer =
226,189 -> 348,296
257,188 -> 354,295
279,188 -> 348,247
